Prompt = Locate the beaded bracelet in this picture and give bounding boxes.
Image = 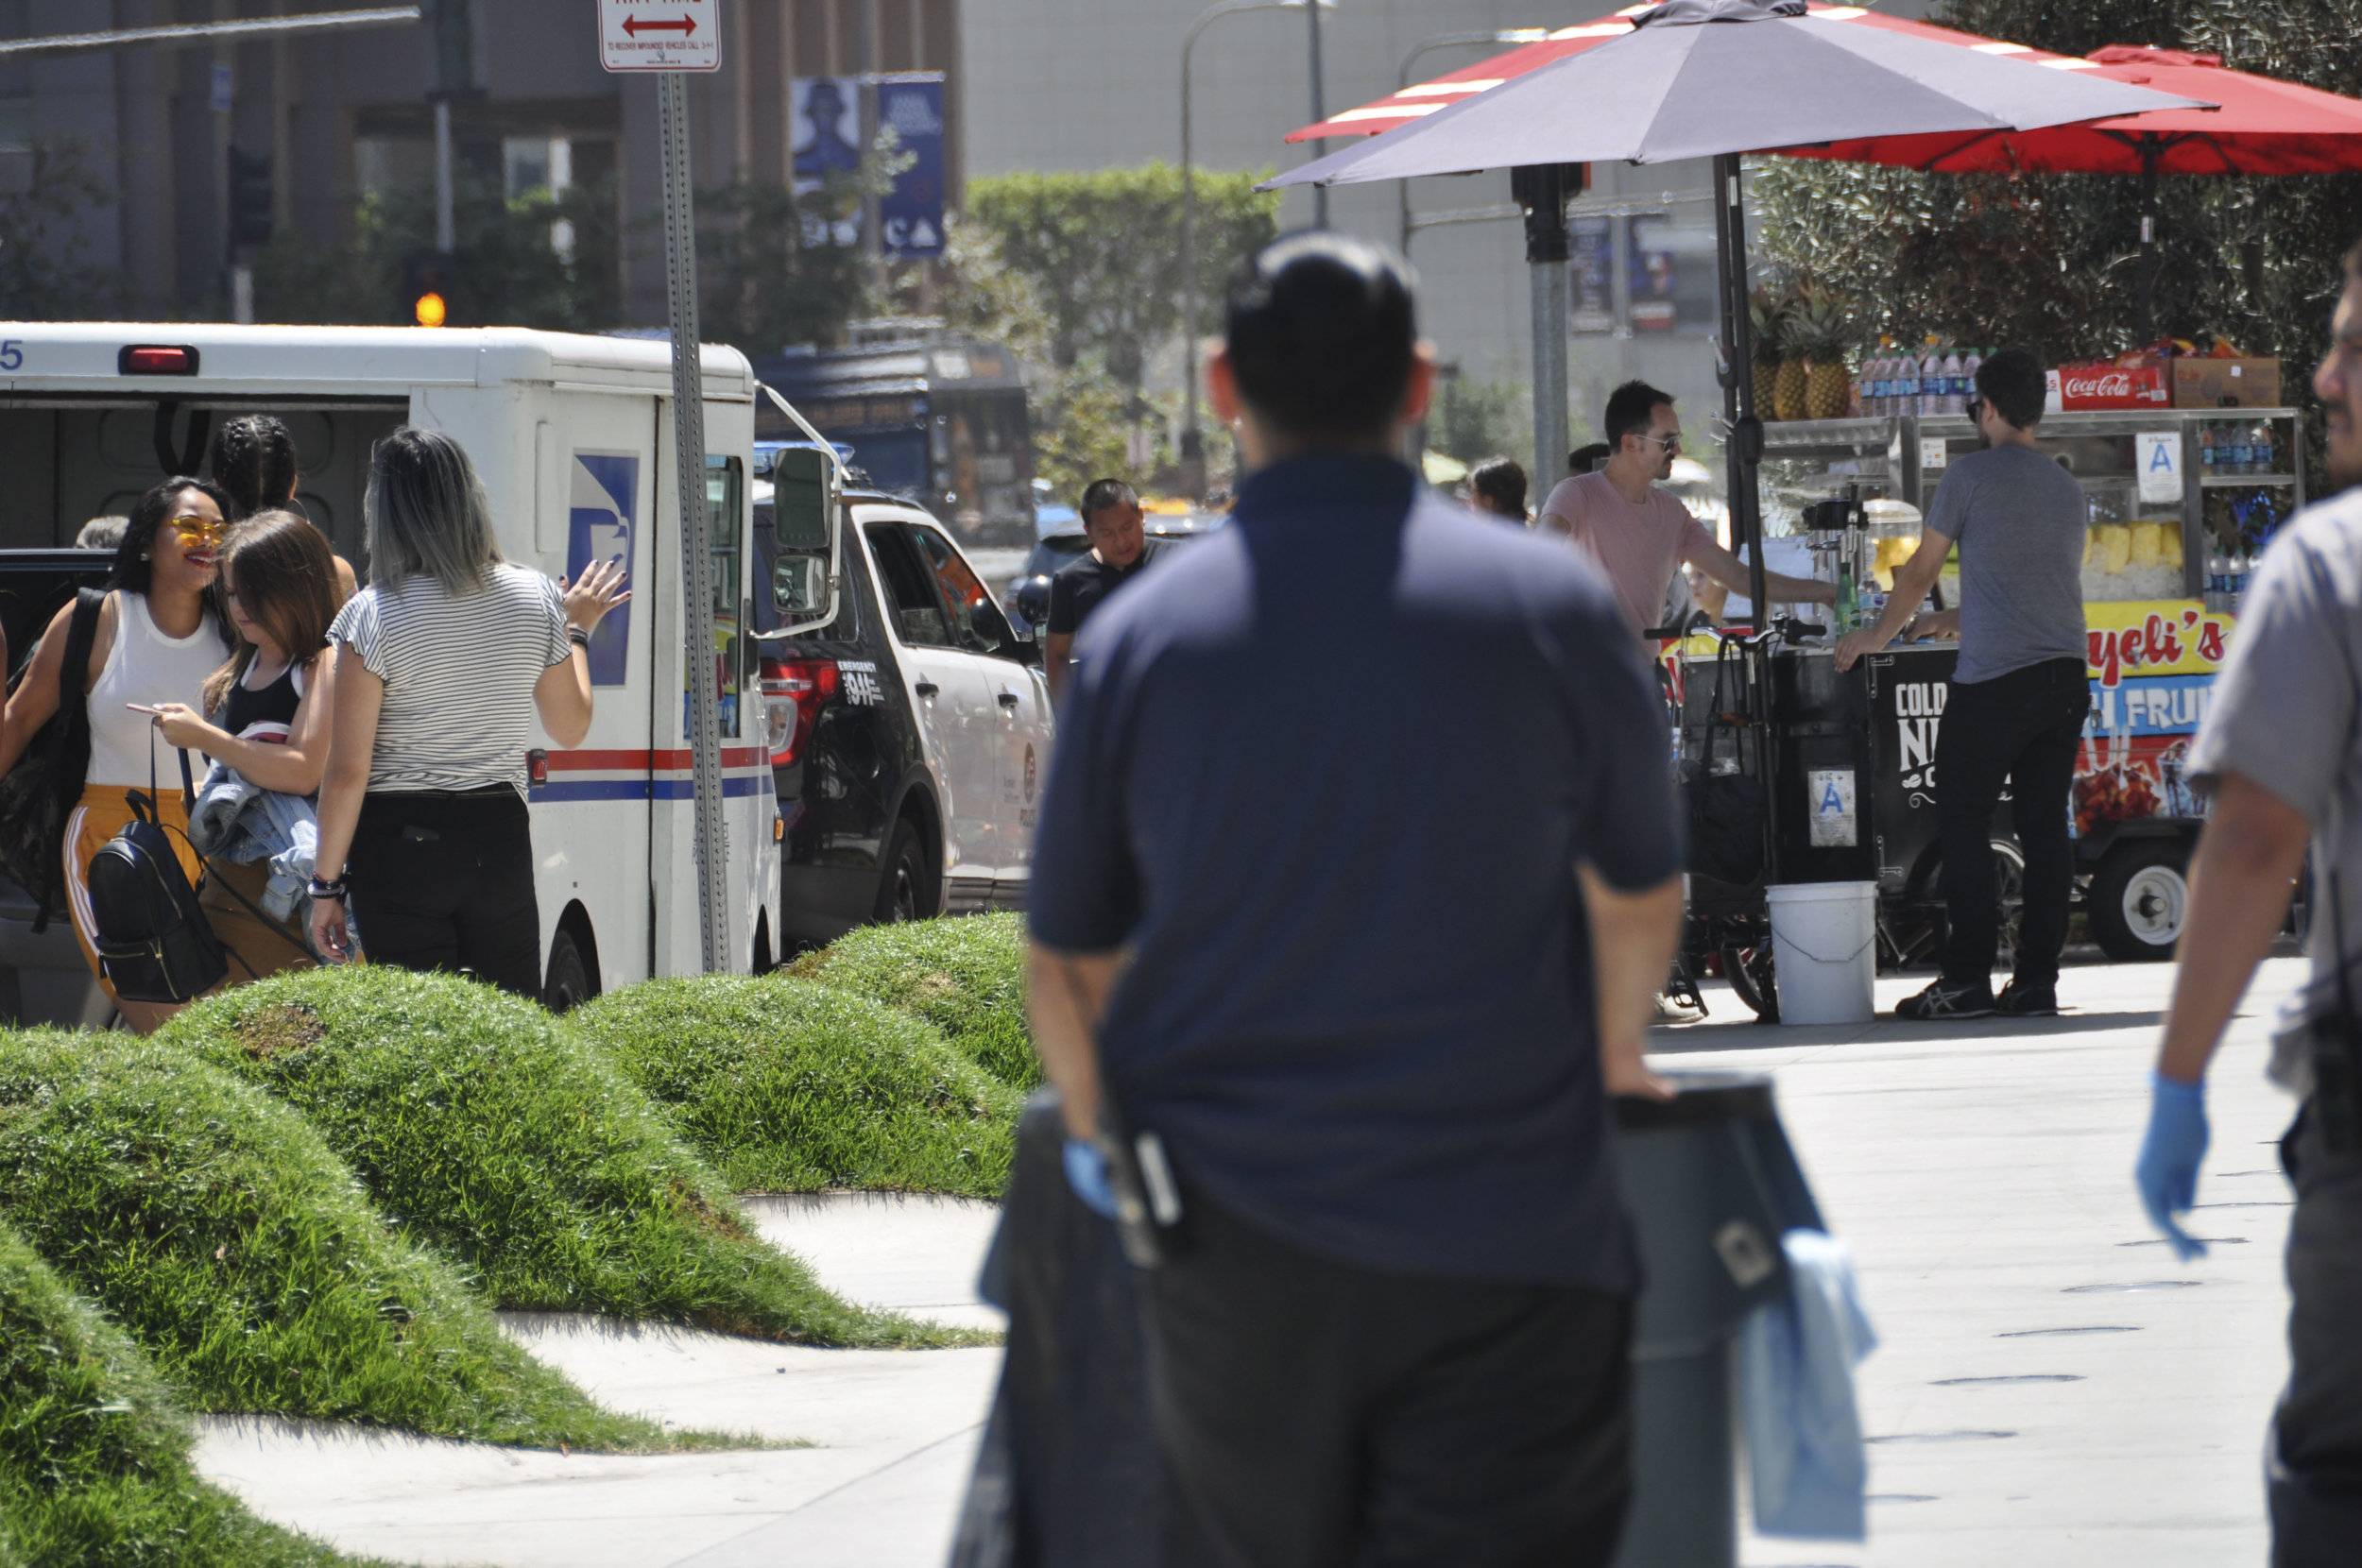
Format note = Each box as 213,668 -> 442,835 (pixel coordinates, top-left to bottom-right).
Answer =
306,878 -> 348,901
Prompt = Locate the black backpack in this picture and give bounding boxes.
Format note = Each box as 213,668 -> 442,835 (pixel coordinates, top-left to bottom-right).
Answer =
86,746 -> 228,1005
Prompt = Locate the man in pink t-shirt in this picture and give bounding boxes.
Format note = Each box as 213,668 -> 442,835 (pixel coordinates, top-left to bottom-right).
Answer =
1540,382 -> 1832,639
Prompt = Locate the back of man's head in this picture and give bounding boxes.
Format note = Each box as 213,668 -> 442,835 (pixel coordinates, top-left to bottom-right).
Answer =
1080,477 -> 1138,521
1224,230 -> 1416,443
1976,348 -> 2046,430
1602,382 -> 1672,454
1567,443 -> 1612,476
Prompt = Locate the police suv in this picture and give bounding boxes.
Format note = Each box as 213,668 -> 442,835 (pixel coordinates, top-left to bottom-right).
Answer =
755,457 -> 1053,945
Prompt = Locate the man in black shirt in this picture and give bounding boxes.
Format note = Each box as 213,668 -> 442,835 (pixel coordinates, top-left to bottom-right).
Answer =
1044,477 -> 1162,702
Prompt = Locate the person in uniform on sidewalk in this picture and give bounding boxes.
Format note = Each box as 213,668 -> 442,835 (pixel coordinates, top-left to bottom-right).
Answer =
2135,239 -> 2362,1565
1025,230 -> 1684,1566
1836,349 -> 2089,1020
1540,381 -> 1832,639
1043,478 -> 1163,704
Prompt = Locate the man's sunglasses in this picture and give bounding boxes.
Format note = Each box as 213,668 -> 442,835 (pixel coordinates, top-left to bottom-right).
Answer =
166,514 -> 229,546
1966,397 -> 1985,422
1638,432 -> 1682,453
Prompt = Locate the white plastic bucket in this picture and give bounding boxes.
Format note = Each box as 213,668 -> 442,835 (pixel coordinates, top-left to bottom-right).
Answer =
1764,881 -> 1878,1026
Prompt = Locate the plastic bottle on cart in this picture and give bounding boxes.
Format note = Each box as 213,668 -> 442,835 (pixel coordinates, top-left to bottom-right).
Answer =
1960,346 -> 1983,409
1837,559 -> 1858,634
1920,340 -> 1944,417
2256,419 -> 2278,475
1940,347 -> 1966,415
2199,420 -> 2217,475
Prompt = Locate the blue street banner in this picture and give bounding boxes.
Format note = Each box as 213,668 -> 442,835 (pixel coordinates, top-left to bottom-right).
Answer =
791,76 -> 863,247
877,77 -> 946,259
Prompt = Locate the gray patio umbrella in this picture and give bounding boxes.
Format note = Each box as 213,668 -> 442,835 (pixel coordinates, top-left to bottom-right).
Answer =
1264,0 -> 2206,622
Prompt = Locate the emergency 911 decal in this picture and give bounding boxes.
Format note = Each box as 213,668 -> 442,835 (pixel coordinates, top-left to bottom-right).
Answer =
837,660 -> 886,706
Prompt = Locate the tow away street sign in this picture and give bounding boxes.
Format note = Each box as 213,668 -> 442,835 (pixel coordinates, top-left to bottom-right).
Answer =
600,0 -> 717,72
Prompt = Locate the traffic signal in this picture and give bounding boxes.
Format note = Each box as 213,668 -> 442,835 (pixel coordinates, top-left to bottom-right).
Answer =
402,249 -> 456,328
228,147 -> 272,247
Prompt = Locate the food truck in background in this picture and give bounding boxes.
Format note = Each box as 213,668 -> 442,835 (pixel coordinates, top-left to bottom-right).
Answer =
1667,401 -> 2306,1009
754,321 -> 1035,547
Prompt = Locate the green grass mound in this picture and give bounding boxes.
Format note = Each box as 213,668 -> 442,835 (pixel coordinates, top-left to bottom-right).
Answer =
162,967 -> 967,1348
0,1032 -> 659,1451
571,976 -> 1020,1199
788,912 -> 1036,1087
0,1219 -> 385,1567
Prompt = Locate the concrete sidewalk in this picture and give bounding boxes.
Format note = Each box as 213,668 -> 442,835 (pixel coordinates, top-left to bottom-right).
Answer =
196,956 -> 2305,1566
1673,956 -> 2300,1567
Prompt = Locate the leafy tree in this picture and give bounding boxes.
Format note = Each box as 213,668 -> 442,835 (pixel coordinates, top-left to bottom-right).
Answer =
1753,0 -> 2362,445
964,164 -> 1280,393
0,140 -> 122,319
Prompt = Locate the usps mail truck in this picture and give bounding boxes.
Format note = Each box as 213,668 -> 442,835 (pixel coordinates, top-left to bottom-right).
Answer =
0,325 -> 835,1009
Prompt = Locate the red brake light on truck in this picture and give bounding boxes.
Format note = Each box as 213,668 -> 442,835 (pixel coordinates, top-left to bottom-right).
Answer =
117,345 -> 199,376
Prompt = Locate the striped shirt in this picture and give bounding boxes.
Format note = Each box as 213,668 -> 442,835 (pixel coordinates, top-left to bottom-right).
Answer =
329,565 -> 573,794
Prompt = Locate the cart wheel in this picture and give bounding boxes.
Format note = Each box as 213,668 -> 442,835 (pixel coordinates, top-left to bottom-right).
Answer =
1721,941 -> 1779,1024
1991,838 -> 2026,967
2089,840 -> 2189,963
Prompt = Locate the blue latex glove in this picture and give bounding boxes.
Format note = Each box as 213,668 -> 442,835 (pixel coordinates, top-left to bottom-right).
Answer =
1062,1137 -> 1118,1219
2134,1073 -> 2210,1260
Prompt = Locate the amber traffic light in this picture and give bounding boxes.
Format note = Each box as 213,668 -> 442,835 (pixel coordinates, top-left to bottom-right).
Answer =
401,250 -> 456,329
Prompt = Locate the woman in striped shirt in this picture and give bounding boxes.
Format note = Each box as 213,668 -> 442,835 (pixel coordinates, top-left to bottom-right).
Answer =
307,427 -> 626,996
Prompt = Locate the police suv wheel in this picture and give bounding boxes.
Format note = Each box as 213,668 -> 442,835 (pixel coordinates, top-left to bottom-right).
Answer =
2088,842 -> 2189,963
874,820 -> 933,924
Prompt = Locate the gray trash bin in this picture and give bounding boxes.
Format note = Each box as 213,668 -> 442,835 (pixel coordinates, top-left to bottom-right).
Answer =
1610,1070 -> 1823,1568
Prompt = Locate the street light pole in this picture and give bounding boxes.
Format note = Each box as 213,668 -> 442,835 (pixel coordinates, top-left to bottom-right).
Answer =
1180,0 -> 1331,500
1306,0 -> 1326,228
1395,30 -> 1547,258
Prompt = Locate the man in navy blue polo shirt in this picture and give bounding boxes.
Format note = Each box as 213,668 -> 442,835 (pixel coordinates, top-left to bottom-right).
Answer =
1026,230 -> 1685,1566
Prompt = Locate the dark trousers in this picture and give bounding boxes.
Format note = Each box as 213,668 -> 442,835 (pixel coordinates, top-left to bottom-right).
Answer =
1935,657 -> 2089,989
348,788 -> 542,997
2271,1101 -> 2362,1565
1141,1194 -> 1633,1568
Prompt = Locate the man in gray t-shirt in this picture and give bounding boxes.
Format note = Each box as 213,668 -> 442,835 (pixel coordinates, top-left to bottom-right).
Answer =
1839,348 -> 2090,1020
2137,241 -> 2362,1559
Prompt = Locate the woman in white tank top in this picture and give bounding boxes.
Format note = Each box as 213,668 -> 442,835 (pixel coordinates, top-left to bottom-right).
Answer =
0,477 -> 232,1031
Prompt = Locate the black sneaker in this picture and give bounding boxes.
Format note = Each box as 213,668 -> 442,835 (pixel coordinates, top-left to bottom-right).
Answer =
1894,980 -> 1995,1020
1995,979 -> 2060,1016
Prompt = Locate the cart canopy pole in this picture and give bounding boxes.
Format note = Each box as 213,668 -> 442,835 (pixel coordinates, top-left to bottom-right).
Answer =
1715,152 -> 1769,624
2138,136 -> 2160,345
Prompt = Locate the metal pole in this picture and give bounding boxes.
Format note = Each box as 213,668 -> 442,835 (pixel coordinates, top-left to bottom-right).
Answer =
1181,30 -> 1202,499
659,71 -> 729,974
1394,30 -> 1547,258
1307,0 -> 1326,228
2137,136 -> 2158,346
1715,151 -> 1767,625
1181,0 -> 1314,499
433,97 -> 454,253
1532,259 -> 1568,501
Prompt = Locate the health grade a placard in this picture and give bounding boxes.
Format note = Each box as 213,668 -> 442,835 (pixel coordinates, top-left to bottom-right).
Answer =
601,0 -> 720,72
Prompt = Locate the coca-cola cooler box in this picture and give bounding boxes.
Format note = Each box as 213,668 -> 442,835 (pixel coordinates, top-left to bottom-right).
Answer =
2172,356 -> 2282,409
2045,356 -> 2172,412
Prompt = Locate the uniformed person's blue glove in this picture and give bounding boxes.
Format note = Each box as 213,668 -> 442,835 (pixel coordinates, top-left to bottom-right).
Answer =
2134,1074 -> 2209,1260
1062,1137 -> 1118,1219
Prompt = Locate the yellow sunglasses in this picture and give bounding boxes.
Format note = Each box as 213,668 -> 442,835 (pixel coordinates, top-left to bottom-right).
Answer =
166,514 -> 229,546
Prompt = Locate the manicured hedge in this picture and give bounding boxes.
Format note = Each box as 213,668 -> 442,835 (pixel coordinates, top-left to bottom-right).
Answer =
788,912 -> 1036,1087
0,1219 -> 381,1567
572,976 -> 1020,1199
0,1033 -> 652,1451
162,967 -> 967,1348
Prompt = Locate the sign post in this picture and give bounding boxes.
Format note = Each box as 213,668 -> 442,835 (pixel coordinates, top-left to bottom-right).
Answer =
603,0 -> 727,974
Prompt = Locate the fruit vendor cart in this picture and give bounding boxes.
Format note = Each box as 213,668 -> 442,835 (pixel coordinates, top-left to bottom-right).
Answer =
1668,403 -> 2307,1019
